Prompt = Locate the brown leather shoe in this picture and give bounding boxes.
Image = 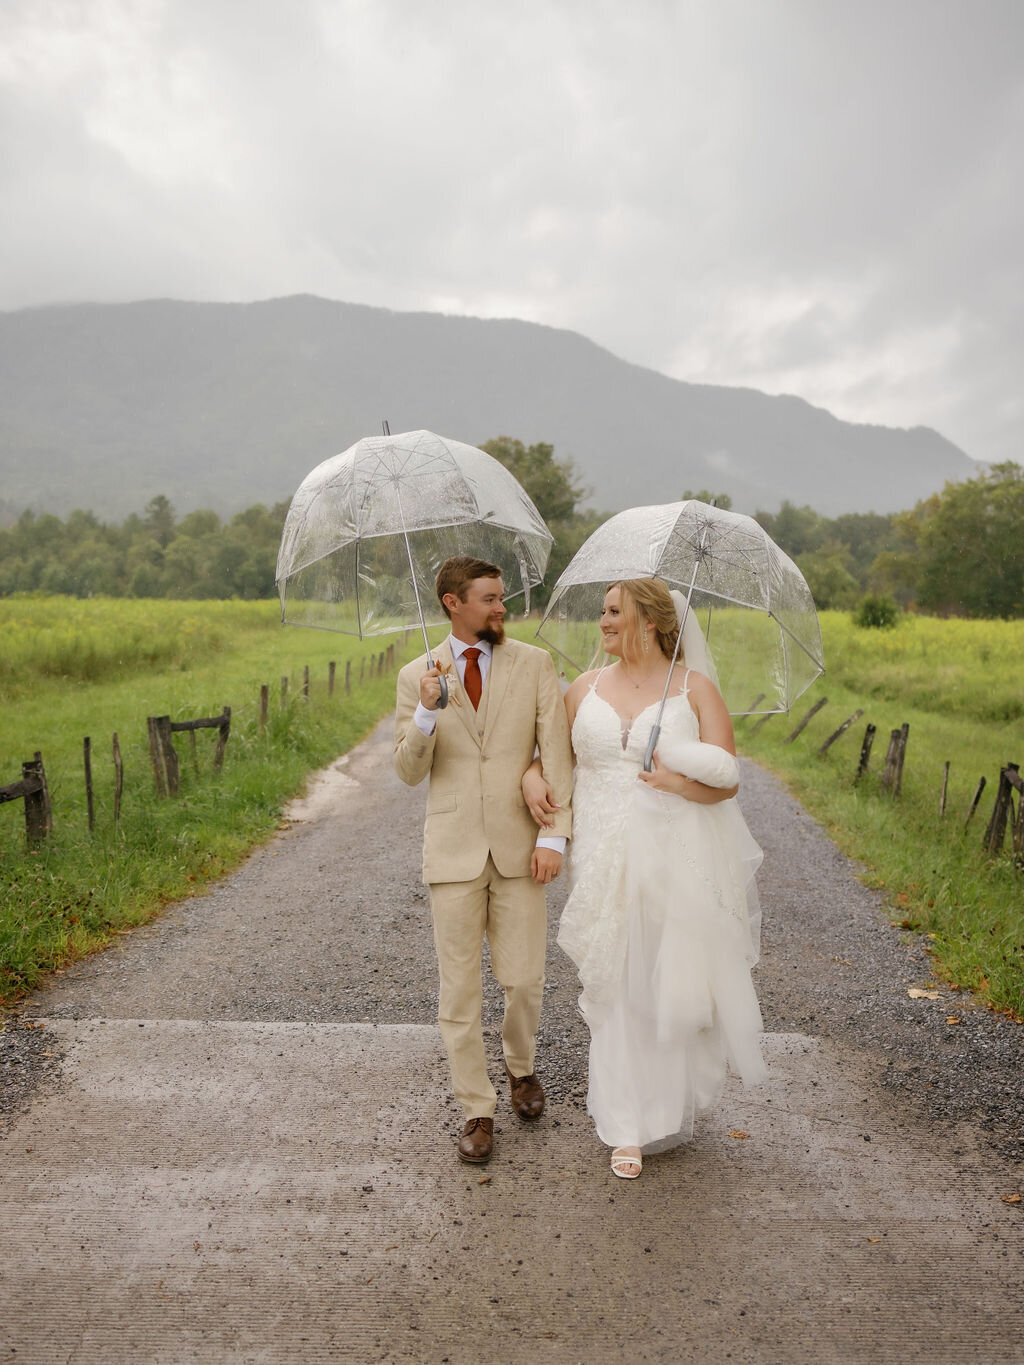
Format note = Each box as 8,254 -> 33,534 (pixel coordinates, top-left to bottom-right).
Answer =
505,1065 -> 545,1120
457,1117 -> 494,1163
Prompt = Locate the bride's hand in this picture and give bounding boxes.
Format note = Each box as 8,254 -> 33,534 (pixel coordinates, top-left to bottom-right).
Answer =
637,753 -> 690,798
522,763 -> 559,828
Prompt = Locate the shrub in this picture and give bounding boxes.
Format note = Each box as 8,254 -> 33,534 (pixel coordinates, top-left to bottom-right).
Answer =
854,593 -> 900,629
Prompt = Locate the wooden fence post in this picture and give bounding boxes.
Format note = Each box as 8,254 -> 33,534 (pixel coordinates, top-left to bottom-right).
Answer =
750,711 -> 776,736
281,676 -> 288,705
155,716 -> 180,796
939,761 -> 950,817
818,709 -> 864,757
303,665 -> 310,699
879,723 -> 909,794
983,763 -> 1020,856
784,697 -> 827,744
214,707 -> 231,771
1009,768 -> 1024,869
359,658 -> 365,684
736,693 -> 767,723
880,728 -> 901,790
112,733 -> 123,824
259,684 -> 269,733
963,776 -> 987,831
147,716 -> 167,797
83,736 -> 95,832
854,723 -> 876,782
328,661 -> 336,697
345,660 -> 351,695
23,753 -> 52,846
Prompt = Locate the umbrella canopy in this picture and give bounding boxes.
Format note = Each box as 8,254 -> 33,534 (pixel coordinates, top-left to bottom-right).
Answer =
276,429 -> 553,636
537,500 -> 824,716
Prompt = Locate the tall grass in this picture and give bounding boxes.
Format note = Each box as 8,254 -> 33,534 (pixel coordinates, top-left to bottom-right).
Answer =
1,597 -> 423,1001
737,611 -> 1024,1018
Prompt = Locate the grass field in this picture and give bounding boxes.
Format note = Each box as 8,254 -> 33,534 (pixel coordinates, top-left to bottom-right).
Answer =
3,598 -> 1022,1019
734,612 -> 1024,1018
0,596 -> 430,1002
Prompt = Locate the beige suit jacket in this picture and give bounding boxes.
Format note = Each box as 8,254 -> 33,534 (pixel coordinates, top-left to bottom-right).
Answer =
394,636 -> 573,884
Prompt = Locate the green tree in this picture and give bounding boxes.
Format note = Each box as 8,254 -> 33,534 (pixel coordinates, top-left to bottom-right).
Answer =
681,489 -> 733,510
144,495 -> 176,548
796,542 -> 861,610
754,501 -> 828,558
480,437 -> 587,524
914,462 -> 1024,617
480,437 -> 597,607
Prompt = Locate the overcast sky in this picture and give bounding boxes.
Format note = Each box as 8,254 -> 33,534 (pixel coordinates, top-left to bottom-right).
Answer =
2,0 -> 1021,466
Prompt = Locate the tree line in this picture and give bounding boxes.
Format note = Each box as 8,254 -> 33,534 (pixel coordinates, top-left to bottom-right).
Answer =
1,445 -> 1020,619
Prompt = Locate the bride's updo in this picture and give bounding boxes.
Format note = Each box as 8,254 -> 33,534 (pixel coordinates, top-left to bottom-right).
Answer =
611,578 -> 681,662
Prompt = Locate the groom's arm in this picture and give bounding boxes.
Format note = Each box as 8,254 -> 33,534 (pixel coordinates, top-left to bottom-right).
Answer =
533,651 -> 573,840
393,662 -> 436,787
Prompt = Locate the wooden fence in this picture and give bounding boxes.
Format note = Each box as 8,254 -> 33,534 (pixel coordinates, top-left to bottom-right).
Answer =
743,693 -> 1022,869
0,753 -> 52,847
2,644 -> 404,848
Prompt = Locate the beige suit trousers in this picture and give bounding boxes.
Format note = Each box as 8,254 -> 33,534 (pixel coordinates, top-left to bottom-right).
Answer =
429,857 -> 547,1119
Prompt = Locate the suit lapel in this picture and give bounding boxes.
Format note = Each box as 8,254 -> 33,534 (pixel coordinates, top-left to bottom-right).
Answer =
481,641 -> 515,748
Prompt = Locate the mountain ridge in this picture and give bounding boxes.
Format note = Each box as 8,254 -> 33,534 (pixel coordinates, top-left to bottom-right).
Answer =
0,294 -> 975,520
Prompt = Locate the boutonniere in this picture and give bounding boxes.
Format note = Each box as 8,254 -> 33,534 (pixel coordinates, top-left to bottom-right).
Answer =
435,658 -> 463,706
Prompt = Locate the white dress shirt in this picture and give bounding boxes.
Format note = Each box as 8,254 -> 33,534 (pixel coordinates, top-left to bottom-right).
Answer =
413,635 -> 565,855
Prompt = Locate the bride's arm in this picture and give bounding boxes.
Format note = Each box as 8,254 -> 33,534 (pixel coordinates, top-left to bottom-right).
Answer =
638,672 -> 739,804
522,672 -> 587,827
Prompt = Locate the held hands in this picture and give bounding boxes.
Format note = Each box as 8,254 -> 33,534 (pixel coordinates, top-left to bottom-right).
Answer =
522,763 -> 559,829
531,847 -> 562,885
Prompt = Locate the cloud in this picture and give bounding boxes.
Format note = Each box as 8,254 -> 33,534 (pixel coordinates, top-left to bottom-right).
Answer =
0,0 -> 1021,466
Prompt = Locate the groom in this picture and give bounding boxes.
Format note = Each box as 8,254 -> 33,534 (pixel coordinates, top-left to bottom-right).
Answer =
394,556 -> 573,1164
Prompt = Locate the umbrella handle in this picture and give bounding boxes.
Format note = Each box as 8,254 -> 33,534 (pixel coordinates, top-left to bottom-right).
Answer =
437,674 -> 449,710
642,723 -> 659,773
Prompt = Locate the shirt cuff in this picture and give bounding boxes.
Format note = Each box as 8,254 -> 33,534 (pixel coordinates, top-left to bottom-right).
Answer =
535,836 -> 566,854
413,702 -> 438,735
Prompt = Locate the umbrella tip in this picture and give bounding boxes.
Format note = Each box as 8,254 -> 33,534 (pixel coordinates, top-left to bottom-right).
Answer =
382,419 -> 391,436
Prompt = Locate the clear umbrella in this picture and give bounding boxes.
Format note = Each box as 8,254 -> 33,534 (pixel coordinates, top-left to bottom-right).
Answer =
537,500 -> 824,747
276,428 -> 554,705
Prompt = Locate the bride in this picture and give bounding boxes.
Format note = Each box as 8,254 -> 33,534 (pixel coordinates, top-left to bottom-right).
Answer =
524,577 -> 765,1178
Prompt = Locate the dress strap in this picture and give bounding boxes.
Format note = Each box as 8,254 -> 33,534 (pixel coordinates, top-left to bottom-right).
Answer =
677,667 -> 692,697
588,665 -> 607,694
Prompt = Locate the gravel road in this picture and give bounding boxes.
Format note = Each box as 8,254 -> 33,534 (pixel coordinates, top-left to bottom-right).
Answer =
4,713 -> 1022,1159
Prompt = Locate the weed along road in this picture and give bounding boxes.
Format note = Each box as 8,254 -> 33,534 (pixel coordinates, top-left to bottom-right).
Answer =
2,715 -> 1022,1364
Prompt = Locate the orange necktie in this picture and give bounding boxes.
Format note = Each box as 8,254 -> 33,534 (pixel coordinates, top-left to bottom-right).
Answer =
463,647 -> 482,709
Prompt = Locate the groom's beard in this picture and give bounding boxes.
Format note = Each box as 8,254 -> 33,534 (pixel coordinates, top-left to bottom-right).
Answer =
477,623 -> 505,647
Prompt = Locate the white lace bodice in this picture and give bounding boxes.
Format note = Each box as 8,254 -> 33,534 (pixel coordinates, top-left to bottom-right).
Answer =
568,678 -> 699,872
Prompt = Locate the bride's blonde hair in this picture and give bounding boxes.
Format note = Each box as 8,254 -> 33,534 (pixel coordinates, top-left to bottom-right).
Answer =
610,578 -> 681,663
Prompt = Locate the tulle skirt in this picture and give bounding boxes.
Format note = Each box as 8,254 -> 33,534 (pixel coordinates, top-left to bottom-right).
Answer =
565,783 -> 767,1152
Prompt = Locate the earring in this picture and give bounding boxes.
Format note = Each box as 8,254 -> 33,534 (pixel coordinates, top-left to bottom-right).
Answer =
642,627 -> 650,654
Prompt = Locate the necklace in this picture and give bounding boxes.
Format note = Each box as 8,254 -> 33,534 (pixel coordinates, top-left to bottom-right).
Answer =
619,662 -> 657,689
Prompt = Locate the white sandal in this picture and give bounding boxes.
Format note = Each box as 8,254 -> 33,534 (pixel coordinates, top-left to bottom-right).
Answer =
611,1147 -> 642,1179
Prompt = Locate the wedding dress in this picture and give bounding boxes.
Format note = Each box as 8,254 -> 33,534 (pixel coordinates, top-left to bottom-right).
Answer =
558,670 -> 766,1152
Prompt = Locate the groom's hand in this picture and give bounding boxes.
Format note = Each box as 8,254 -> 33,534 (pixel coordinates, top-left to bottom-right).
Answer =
418,666 -> 443,710
531,847 -> 562,885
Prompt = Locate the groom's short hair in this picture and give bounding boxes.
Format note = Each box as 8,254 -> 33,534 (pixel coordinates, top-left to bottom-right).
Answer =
436,556 -> 503,619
